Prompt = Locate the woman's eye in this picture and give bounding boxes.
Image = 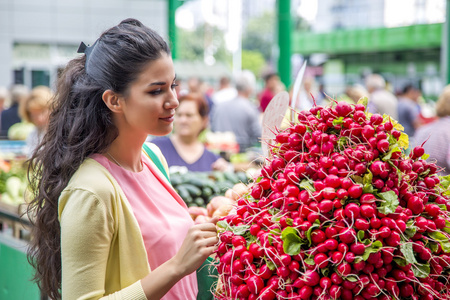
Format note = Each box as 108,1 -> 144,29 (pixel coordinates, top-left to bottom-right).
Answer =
149,89 -> 162,95
171,83 -> 178,90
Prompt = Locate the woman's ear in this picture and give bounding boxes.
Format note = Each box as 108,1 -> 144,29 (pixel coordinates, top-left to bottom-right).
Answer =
102,90 -> 123,113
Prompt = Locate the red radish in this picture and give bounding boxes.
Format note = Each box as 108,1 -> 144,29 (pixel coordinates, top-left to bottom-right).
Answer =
348,184 -> 363,198
246,275 -> 264,294
410,146 -> 425,159
370,114 -> 383,125
302,270 -> 320,286
216,100 -> 450,300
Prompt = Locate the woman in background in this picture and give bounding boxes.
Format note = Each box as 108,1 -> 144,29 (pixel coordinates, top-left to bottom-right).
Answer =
414,85 -> 450,175
19,86 -> 53,156
152,93 -> 229,172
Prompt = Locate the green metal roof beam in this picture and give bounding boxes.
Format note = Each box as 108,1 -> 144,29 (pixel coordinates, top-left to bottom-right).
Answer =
168,0 -> 185,60
292,23 -> 443,55
277,0 -> 292,88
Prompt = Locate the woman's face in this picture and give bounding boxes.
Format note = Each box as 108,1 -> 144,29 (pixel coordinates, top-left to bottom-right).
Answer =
174,100 -> 207,138
119,53 -> 179,137
29,107 -> 50,130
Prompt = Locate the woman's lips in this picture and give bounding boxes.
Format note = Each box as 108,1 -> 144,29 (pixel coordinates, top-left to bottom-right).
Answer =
160,115 -> 174,122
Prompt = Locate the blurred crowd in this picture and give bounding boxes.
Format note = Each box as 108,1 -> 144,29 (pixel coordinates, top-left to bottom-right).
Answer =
2,70 -> 450,175
0,84 -> 52,156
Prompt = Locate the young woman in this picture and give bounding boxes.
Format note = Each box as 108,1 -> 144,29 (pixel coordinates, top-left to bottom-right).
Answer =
152,92 -> 230,172
27,19 -> 218,300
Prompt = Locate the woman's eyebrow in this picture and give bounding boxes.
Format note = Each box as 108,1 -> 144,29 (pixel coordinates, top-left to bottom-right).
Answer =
148,81 -> 166,86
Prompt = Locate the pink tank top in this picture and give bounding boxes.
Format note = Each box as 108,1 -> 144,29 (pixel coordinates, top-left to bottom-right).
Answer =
91,153 -> 197,300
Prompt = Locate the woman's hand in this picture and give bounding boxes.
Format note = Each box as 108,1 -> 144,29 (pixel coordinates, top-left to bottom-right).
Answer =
172,217 -> 219,276
211,158 -> 231,172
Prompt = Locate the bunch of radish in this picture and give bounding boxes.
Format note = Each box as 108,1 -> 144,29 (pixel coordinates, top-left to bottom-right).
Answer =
215,100 -> 450,300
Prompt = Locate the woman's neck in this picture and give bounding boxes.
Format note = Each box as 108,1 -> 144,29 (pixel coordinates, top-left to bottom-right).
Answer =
106,133 -> 147,172
170,134 -> 204,164
172,134 -> 198,146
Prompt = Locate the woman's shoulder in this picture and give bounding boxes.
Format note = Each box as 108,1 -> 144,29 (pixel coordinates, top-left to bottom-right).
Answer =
63,158 -> 120,201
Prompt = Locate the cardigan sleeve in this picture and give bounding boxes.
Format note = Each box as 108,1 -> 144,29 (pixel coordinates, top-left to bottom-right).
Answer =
59,188 -> 147,300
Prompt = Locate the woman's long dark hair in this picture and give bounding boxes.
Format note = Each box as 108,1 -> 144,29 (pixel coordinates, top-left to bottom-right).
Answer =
26,18 -> 170,299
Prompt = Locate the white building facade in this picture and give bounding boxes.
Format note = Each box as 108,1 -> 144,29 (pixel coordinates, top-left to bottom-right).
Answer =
0,0 -> 167,88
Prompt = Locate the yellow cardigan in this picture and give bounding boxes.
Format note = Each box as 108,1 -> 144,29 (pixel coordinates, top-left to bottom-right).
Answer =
58,145 -> 170,300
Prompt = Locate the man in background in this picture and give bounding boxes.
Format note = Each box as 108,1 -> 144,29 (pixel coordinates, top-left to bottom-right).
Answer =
397,84 -> 422,139
365,74 -> 398,120
212,75 -> 237,105
211,70 -> 261,153
259,72 -> 283,112
1,85 -> 29,139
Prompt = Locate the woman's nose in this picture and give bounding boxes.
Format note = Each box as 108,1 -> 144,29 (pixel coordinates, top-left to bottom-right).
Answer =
165,90 -> 179,110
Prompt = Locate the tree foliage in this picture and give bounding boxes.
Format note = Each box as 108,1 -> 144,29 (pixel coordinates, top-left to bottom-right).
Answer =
178,23 -> 231,64
241,50 -> 266,77
242,11 -> 275,62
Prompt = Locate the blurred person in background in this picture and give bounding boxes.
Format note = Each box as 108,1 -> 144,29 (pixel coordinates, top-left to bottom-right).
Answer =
397,84 -> 422,139
152,93 -> 229,172
344,84 -> 369,103
211,75 -> 236,105
18,86 -> 53,156
212,70 -> 261,153
297,76 -> 318,110
259,72 -> 283,112
0,87 -> 10,126
187,76 -> 214,120
365,74 -> 398,119
0,84 -> 29,138
414,85 -> 450,175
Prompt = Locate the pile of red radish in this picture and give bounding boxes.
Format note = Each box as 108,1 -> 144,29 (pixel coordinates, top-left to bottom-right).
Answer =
215,100 -> 450,300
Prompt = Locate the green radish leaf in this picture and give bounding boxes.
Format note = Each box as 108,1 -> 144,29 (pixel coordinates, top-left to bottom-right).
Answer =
382,145 -> 400,161
269,207 -> 280,215
421,153 -> 430,160
444,221 -> 450,234
437,204 -> 447,211
404,225 -> 417,239
332,117 -> 344,126
362,240 -> 383,261
428,231 -> 450,253
363,183 -> 375,194
400,242 -> 418,265
427,241 -> 439,253
299,179 -> 315,192
439,175 -> 450,190
232,225 -> 250,236
412,263 -> 430,278
266,259 -> 277,271
345,275 -> 359,282
305,220 -> 321,246
393,257 -> 407,267
357,97 -> 368,108
351,175 -> 363,184
337,137 -> 349,149
281,227 -> 305,255
357,230 -> 365,242
377,191 -> 399,215
363,170 -> 373,186
388,135 -> 397,145
320,267 -> 330,277
217,220 -> 232,231
305,258 -> 315,265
